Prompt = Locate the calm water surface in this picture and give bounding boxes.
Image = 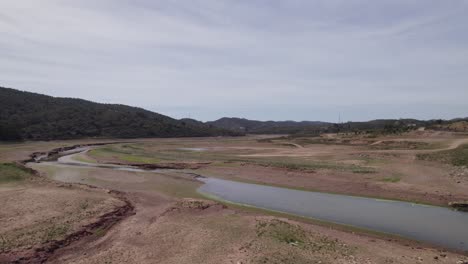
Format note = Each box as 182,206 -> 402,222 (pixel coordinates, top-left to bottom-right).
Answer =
198,177 -> 468,252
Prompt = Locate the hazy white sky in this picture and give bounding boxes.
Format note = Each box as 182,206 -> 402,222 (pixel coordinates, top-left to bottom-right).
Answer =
1,0 -> 467,122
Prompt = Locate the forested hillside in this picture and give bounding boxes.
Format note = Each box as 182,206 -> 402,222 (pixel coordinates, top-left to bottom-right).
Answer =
0,87 -> 239,140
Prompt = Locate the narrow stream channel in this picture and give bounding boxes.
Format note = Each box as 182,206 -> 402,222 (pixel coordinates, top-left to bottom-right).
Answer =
36,150 -> 468,252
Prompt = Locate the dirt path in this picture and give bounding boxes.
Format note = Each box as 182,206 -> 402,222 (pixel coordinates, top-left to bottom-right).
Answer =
445,138 -> 468,150
286,143 -> 304,148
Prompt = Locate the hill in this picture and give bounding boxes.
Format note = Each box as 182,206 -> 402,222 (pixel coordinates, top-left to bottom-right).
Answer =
206,117 -> 331,134
207,117 -> 468,135
0,87 -> 240,140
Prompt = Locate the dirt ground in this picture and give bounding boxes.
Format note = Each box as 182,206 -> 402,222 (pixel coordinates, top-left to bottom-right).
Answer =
1,131 -> 468,263
0,179 -> 126,263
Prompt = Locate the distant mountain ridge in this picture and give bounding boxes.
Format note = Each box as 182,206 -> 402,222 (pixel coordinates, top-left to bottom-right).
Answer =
206,117 -> 331,134
207,117 -> 468,135
0,87 -> 240,140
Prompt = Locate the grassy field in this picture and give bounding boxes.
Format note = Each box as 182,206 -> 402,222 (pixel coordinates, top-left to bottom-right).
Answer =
268,136 -> 444,150
89,146 -> 162,164
0,163 -> 32,184
87,143 -> 377,173
418,144 -> 468,166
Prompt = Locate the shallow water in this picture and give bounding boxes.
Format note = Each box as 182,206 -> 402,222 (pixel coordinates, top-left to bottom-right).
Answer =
198,177 -> 468,252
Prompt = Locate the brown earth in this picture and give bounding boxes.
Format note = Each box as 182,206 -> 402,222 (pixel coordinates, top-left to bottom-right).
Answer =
0,180 -> 129,263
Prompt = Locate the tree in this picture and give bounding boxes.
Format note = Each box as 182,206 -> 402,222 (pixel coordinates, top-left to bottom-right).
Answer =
0,122 -> 22,141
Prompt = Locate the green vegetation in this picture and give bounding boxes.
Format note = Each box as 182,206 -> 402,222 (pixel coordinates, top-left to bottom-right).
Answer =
89,143 -> 376,174
351,167 -> 376,174
381,176 -> 401,183
0,163 -> 32,183
44,224 -> 70,241
0,235 -> 12,252
0,87 -> 240,140
94,227 -> 107,237
243,158 -> 376,173
207,117 -> 329,134
289,137 -> 365,146
256,219 -> 307,247
381,172 -> 404,183
89,146 -> 161,164
369,141 -> 435,150
252,219 -> 355,263
418,144 -> 468,166
209,117 -> 468,136
274,137 -> 438,151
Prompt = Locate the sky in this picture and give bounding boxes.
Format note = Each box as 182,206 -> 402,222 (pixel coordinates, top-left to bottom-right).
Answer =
1,0 -> 467,122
